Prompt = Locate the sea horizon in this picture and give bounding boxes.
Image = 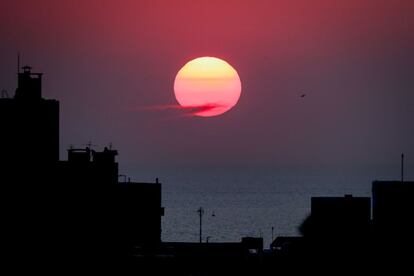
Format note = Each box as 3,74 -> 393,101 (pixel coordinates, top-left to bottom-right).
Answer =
124,164 -> 409,247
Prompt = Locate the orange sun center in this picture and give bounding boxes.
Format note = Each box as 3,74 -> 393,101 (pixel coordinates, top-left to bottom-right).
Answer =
174,57 -> 242,117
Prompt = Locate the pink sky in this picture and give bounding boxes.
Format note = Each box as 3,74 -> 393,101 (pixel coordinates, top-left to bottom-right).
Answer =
0,0 -> 412,172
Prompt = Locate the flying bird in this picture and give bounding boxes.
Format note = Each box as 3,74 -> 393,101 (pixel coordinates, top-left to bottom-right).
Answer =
300,93 -> 306,98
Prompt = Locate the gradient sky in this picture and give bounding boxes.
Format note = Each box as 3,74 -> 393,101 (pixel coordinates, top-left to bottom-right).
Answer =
0,0 -> 413,176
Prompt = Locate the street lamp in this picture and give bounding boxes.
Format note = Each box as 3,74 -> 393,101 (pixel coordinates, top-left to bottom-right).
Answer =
197,207 -> 204,243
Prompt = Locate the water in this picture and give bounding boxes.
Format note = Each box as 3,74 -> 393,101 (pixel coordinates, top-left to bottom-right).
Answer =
129,165 -> 401,248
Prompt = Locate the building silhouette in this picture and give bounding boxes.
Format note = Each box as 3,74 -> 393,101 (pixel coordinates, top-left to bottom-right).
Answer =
372,180 -> 414,234
0,65 -> 163,272
0,65 -> 59,164
309,194 -> 371,237
371,180 -> 414,270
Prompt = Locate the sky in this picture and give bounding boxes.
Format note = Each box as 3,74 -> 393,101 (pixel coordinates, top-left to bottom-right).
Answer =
0,0 -> 413,177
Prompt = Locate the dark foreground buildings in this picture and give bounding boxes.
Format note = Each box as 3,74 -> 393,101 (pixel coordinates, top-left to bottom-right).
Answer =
310,194 -> 371,236
271,184 -> 414,273
371,180 -> 414,269
1,66 -> 163,272
372,180 -> 414,235
0,66 -> 59,164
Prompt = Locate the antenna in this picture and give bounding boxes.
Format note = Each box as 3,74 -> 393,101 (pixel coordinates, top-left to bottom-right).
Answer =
401,153 -> 404,183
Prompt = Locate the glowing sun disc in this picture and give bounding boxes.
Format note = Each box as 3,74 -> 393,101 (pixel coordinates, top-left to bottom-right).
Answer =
174,57 -> 242,117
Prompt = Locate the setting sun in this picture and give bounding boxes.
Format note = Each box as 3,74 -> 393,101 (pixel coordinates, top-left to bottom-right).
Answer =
174,57 -> 242,117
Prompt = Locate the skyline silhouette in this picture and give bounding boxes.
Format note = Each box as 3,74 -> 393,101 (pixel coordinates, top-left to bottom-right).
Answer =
1,62 -> 413,275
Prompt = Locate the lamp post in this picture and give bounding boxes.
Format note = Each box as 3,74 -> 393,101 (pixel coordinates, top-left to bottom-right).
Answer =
197,207 -> 204,243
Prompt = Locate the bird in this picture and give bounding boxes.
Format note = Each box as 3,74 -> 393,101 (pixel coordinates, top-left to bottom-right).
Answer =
300,93 -> 306,98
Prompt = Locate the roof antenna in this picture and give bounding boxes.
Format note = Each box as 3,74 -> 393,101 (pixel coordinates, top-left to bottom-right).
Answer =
401,153 -> 404,183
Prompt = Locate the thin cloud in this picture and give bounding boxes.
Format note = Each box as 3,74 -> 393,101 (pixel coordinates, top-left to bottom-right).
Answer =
133,103 -> 224,117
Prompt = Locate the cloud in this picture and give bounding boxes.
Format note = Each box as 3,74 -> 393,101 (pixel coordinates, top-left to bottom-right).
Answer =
135,103 -> 224,117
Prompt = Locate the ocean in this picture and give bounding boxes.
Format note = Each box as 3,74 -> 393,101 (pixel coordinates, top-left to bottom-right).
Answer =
131,165 -> 404,248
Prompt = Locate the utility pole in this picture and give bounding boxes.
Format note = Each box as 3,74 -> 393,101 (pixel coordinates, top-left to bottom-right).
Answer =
197,207 -> 204,243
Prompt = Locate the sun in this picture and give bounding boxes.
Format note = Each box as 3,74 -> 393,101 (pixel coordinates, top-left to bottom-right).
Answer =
174,57 -> 242,117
